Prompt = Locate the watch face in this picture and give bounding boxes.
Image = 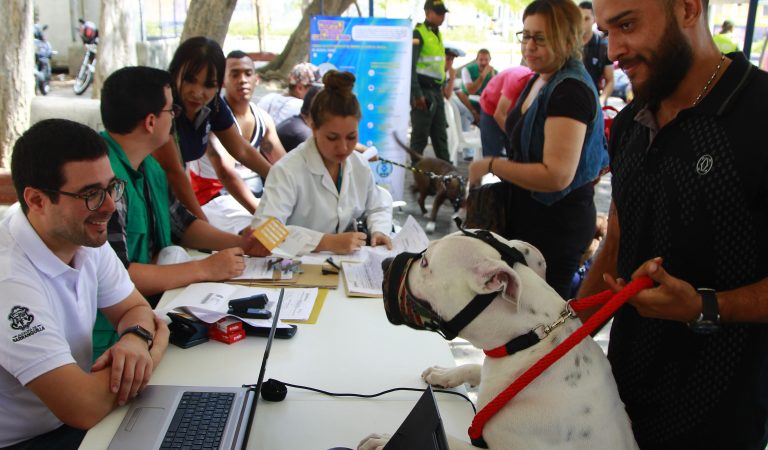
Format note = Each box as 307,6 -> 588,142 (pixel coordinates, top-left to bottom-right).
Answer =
690,320 -> 720,335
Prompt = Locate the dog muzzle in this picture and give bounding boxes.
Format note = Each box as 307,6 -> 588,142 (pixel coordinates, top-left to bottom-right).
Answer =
382,251 -> 457,338
382,220 -> 530,341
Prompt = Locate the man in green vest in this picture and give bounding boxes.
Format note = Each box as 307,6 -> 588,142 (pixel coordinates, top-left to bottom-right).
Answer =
93,66 -> 267,357
410,0 -> 450,162
460,49 -> 497,114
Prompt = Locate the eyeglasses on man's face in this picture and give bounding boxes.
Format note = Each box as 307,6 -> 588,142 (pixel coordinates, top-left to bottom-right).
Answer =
44,179 -> 127,211
161,104 -> 183,118
516,31 -> 547,47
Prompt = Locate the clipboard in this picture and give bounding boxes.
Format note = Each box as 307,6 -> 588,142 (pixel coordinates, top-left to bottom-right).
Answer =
230,264 -> 339,289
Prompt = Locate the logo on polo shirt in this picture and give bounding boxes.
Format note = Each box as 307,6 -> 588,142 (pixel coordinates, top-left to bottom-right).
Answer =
8,306 -> 45,342
696,155 -> 713,175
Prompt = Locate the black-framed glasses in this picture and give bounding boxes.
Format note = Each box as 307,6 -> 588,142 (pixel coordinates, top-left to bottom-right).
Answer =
161,104 -> 183,118
43,179 -> 126,211
516,31 -> 547,47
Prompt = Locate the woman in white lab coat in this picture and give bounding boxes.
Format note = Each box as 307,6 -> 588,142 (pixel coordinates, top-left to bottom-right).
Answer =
254,71 -> 393,255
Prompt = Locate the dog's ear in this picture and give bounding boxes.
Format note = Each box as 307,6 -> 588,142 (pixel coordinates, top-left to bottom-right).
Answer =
508,240 -> 547,280
471,258 -> 522,305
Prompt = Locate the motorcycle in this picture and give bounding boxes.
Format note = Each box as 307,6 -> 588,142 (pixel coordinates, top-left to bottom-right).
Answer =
33,23 -> 56,95
73,18 -> 98,95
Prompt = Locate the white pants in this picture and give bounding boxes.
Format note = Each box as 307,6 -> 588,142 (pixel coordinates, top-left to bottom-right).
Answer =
202,195 -> 254,235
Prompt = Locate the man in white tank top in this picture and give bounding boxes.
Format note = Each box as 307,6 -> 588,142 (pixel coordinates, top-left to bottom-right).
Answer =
189,51 -> 286,234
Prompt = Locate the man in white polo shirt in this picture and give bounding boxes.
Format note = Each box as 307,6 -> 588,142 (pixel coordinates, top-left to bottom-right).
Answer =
0,119 -> 169,449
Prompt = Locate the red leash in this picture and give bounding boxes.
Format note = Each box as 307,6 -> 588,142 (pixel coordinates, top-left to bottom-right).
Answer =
468,276 -> 654,446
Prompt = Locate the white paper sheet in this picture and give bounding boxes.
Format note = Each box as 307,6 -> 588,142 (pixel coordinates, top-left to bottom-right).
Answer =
365,215 -> 429,260
231,257 -> 294,281
302,215 -> 428,266
158,283 -> 319,326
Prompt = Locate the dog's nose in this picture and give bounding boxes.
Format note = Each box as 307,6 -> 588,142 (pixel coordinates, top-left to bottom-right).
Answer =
382,257 -> 394,272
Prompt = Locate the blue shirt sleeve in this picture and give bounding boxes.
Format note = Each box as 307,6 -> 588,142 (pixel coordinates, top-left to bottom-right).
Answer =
210,98 -> 236,132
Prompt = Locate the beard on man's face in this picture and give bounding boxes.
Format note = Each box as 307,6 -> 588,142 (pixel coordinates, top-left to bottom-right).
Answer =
622,17 -> 694,107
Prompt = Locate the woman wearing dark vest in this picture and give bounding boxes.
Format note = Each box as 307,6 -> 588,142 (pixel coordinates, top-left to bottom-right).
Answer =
468,0 -> 608,298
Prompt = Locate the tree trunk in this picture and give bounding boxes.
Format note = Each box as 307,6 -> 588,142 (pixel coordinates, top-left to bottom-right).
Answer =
181,0 -> 238,46
258,0 -> 357,81
0,0 -> 34,168
255,0 -> 264,53
92,0 -> 138,99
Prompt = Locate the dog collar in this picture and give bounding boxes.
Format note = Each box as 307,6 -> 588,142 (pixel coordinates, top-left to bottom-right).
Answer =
442,175 -> 466,211
484,301 -> 576,358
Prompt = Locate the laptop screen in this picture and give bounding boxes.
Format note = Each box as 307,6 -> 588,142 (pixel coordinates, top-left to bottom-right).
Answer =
383,386 -> 450,450
240,287 -> 285,449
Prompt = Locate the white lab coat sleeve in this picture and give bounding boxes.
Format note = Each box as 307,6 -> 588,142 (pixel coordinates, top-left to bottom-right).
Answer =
285,225 -> 323,256
253,158 -> 324,254
365,181 -> 394,237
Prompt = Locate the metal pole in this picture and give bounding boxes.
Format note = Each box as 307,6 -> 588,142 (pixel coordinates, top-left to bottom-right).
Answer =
320,0 -> 324,16
369,0 -> 374,17
743,0 -> 758,59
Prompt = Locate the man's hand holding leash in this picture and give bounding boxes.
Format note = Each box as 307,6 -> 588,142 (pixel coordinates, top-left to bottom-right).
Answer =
603,257 -> 702,323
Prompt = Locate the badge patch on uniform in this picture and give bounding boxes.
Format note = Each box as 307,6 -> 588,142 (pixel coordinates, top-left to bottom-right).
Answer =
696,154 -> 713,175
9,306 -> 33,330
377,160 -> 393,178
8,306 -> 45,342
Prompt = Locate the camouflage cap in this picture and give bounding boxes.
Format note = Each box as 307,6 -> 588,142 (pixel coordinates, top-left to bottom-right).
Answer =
288,62 -> 321,87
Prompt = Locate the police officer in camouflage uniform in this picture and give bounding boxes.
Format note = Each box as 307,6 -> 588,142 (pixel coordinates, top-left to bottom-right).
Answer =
410,0 -> 450,162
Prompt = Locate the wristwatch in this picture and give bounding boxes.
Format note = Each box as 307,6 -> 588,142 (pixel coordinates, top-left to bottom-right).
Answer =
120,325 -> 154,349
688,288 -> 721,334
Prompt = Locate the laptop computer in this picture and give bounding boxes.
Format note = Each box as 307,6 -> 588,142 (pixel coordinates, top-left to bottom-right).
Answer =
383,386 -> 450,450
108,288 -> 286,450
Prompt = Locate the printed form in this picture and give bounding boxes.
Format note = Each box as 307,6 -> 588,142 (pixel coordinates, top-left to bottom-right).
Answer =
343,216 -> 429,296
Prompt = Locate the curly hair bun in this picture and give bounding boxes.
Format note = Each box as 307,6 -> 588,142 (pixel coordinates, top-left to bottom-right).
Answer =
322,70 -> 356,95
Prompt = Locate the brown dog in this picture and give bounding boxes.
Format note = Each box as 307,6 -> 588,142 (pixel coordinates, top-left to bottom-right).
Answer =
398,143 -> 466,234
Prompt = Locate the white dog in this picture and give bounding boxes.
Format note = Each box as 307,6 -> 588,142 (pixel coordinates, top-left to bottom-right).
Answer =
360,232 -> 638,449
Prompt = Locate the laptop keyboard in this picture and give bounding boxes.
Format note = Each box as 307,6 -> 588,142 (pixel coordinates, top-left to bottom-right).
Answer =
160,391 -> 235,450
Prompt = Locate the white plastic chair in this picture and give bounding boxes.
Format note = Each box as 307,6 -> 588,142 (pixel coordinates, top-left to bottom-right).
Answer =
444,97 -> 461,164
446,98 -> 482,161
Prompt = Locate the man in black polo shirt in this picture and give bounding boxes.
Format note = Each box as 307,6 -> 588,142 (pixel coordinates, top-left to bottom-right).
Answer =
579,1 -> 614,105
581,0 -> 768,448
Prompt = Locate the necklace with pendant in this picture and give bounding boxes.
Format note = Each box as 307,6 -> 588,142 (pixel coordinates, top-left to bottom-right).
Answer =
692,53 -> 726,107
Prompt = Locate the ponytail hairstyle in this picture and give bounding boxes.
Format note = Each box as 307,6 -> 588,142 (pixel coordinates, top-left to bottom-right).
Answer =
310,70 -> 361,128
